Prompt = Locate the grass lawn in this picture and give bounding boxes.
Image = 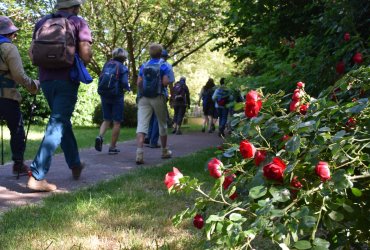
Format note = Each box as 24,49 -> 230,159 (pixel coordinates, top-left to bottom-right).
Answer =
0,149 -> 215,250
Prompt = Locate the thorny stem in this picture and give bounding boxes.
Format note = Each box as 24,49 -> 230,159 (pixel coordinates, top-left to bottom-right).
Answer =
349,174 -> 370,180
195,187 -> 230,206
283,185 -> 322,214
255,125 -> 271,149
311,197 -> 326,241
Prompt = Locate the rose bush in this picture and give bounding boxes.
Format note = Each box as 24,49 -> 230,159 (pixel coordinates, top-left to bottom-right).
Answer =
168,67 -> 369,249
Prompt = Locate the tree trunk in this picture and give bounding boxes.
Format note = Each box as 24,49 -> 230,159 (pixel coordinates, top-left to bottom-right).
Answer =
126,30 -> 137,92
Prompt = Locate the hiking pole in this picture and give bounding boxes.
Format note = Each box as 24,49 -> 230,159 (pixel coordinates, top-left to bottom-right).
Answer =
17,95 -> 37,179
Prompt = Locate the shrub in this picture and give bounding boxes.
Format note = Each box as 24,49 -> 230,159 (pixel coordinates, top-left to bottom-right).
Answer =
167,67 -> 370,249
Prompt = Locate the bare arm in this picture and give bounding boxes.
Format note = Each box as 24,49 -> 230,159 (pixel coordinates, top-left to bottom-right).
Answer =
79,41 -> 92,64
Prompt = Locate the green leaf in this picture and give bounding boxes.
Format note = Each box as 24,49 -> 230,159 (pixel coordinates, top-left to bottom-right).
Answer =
313,237 -> 330,249
342,204 -> 354,213
270,209 -> 285,218
297,120 -> 316,129
301,216 -> 316,228
328,211 -> 344,221
346,99 -> 368,114
249,185 -> 268,199
318,127 -> 331,132
294,240 -> 312,249
351,188 -> 362,197
206,215 -> 224,223
331,169 -> 353,190
229,213 -> 243,222
286,135 -> 300,153
332,130 -> 346,142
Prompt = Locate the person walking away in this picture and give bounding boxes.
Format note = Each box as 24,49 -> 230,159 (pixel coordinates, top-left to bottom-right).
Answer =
135,43 -> 173,164
0,16 -> 39,176
212,78 -> 232,137
95,48 -> 130,154
171,76 -> 190,135
198,78 -> 216,133
27,0 -> 93,192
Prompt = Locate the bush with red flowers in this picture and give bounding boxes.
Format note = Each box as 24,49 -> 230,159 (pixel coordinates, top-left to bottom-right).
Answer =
168,67 -> 369,249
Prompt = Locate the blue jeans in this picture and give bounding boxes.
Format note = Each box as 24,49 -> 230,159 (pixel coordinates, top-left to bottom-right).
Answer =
173,105 -> 186,126
147,113 -> 159,145
30,80 -> 80,180
217,107 -> 229,132
0,98 -> 25,162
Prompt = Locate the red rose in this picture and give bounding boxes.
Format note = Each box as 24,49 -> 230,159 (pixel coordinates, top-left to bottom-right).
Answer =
344,32 -> 350,41
292,89 -> 301,101
244,90 -> 263,118
336,61 -> 345,74
299,103 -> 309,115
315,161 -> 331,182
208,158 -> 223,179
229,192 -> 238,200
290,176 -> 303,190
239,140 -> 256,159
296,81 -> 305,89
223,174 -> 236,190
352,52 -> 363,64
281,135 -> 290,141
290,100 -> 300,112
345,117 -> 356,129
254,150 -> 267,166
263,157 -> 287,182
193,214 -> 204,229
164,167 -> 183,189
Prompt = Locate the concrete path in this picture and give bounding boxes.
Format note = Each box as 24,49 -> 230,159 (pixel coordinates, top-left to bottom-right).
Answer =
0,132 -> 222,213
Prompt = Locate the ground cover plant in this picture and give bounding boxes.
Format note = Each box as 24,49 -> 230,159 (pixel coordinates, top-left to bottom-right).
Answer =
167,67 -> 370,249
0,148 -> 218,249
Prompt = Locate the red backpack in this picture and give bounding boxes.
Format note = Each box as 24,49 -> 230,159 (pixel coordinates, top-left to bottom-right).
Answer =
31,14 -> 76,69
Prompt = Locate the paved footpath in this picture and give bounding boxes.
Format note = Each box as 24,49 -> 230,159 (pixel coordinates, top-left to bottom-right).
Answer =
0,132 -> 222,213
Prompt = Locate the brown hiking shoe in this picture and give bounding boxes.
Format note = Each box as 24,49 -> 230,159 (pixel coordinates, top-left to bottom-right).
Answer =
12,162 -> 31,176
136,149 -> 144,165
161,148 -> 172,159
71,162 -> 85,180
27,176 -> 57,192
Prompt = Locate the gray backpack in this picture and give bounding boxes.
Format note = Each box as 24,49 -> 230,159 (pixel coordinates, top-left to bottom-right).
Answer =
31,14 -> 76,69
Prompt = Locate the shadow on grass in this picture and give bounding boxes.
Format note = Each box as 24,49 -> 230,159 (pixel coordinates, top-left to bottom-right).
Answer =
0,150 -> 216,250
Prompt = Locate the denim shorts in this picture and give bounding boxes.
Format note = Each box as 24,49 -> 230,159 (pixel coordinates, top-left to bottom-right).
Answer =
101,97 -> 124,122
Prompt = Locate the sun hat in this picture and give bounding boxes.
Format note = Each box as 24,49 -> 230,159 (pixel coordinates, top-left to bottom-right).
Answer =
55,0 -> 86,9
0,16 -> 19,35
112,48 -> 128,60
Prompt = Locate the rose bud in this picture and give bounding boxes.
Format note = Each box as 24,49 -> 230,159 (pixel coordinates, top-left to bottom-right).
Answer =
352,52 -> 363,64
336,61 -> 345,74
315,161 -> 331,182
296,81 -> 305,89
299,103 -> 309,115
208,158 -> 223,179
345,117 -> 356,128
239,140 -> 256,159
244,90 -> 263,118
344,32 -> 350,41
263,157 -> 287,182
290,176 -> 303,195
164,167 -> 184,189
229,192 -> 238,200
193,214 -> 204,229
254,150 -> 267,166
281,135 -> 290,141
223,174 -> 236,190
292,89 -> 301,101
245,90 -> 260,103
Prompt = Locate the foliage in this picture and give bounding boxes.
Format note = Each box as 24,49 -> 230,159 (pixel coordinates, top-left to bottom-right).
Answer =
218,0 -> 369,95
169,67 -> 370,249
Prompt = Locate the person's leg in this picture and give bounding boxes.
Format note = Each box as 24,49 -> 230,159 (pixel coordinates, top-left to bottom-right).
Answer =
0,99 -> 28,175
152,96 -> 171,157
149,113 -> 160,147
108,98 -> 123,154
110,122 -> 121,148
176,105 -> 186,134
136,97 -> 153,163
146,114 -> 155,143
30,80 -> 80,181
218,108 -> 229,137
172,105 -> 179,133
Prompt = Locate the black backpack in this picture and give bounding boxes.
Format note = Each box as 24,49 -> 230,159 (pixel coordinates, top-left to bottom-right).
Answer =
141,60 -> 163,98
98,60 -> 121,97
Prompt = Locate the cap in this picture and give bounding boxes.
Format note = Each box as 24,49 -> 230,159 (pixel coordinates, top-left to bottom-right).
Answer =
161,49 -> 169,58
0,16 -> 19,35
55,0 -> 86,9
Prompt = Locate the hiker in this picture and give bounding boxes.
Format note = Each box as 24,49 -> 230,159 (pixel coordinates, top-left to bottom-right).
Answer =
0,16 -> 39,176
171,76 -> 190,135
212,77 -> 233,137
198,78 -> 217,133
144,49 -> 175,148
135,43 -> 173,164
27,0 -> 93,192
95,48 -> 130,154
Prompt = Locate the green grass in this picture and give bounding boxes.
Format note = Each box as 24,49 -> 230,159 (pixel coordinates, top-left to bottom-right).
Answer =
0,149 -> 216,250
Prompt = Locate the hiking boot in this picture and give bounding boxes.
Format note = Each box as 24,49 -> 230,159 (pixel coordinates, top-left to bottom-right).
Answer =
27,176 -> 57,192
136,149 -> 144,165
201,127 -> 205,133
71,162 -> 85,180
161,148 -> 172,159
148,144 -> 161,148
95,136 -> 103,152
176,130 -> 182,135
12,162 -> 31,176
108,147 -> 120,155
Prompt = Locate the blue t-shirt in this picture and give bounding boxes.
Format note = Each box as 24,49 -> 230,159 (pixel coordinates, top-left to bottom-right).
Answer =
138,58 -> 172,97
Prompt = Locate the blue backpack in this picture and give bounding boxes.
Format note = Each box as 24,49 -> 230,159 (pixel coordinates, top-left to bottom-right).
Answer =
98,60 -> 121,97
141,60 -> 163,98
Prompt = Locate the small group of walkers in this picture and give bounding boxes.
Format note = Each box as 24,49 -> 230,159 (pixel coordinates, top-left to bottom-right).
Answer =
198,77 -> 239,137
0,0 -> 192,193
